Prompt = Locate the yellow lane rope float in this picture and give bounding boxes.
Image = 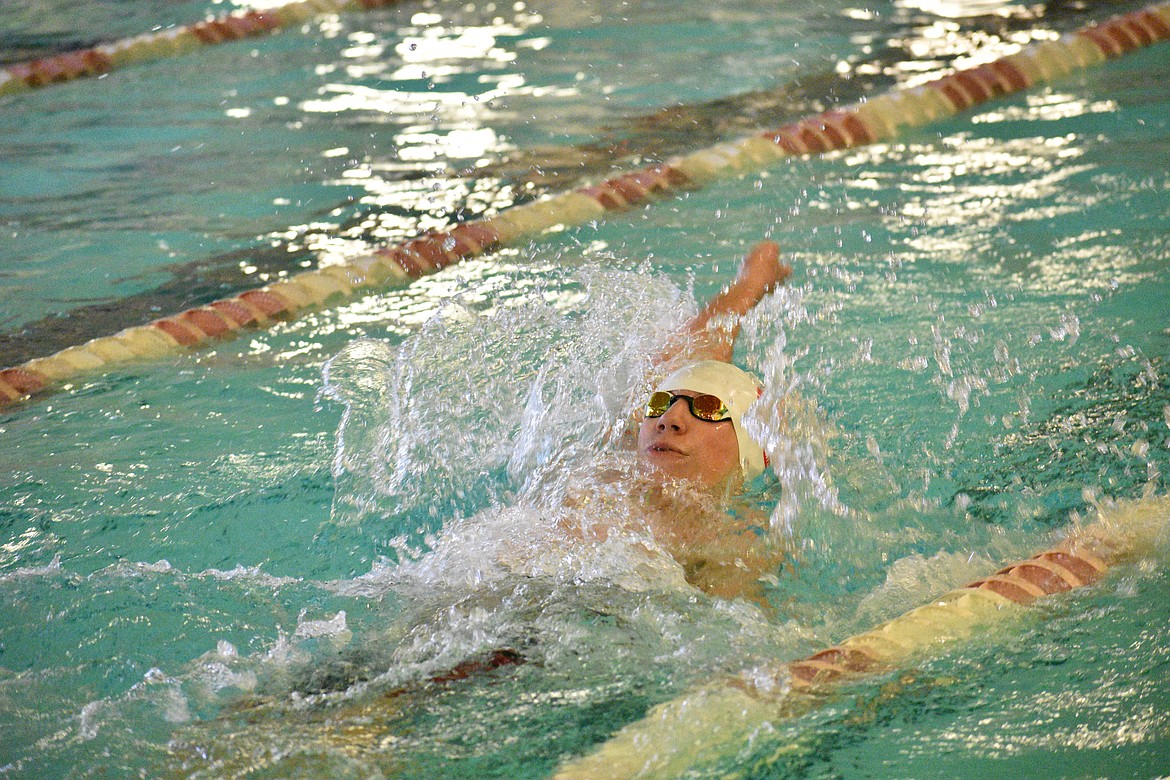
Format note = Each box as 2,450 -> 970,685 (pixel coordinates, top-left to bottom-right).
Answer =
552,494 -> 1170,779
2,2 -> 1169,408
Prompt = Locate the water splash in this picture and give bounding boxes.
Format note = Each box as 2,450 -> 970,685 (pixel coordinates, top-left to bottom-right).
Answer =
304,262 -> 845,697
737,283 -> 845,537
321,262 -> 844,575
0,552 -> 66,583
320,265 -> 687,546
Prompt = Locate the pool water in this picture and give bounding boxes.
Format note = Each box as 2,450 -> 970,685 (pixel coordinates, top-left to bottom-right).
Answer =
2,0 -> 1170,777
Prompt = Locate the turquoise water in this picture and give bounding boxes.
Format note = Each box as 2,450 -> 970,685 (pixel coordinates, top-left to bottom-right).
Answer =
3,0 -> 1170,777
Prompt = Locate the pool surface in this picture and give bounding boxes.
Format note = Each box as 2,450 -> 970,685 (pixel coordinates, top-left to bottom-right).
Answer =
2,0 -> 1170,777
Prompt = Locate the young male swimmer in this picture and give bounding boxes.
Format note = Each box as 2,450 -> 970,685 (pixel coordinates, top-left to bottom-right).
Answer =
548,239 -> 793,607
638,236 -> 788,493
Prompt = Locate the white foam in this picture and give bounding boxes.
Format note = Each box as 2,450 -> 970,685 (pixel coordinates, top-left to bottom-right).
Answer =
0,553 -> 66,583
855,549 -> 995,625
197,564 -> 302,589
294,609 -> 350,640
100,559 -> 174,578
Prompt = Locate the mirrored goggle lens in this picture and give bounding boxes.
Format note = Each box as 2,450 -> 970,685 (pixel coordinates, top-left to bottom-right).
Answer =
689,394 -> 729,420
645,391 -> 674,417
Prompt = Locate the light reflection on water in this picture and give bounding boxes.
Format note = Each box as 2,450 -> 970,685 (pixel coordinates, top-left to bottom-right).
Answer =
897,0 -> 1041,19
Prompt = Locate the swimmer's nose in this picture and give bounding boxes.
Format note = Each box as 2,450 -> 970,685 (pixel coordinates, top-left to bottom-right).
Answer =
656,400 -> 690,431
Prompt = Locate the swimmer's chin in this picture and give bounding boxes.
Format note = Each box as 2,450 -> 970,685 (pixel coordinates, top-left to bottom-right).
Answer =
637,447 -> 696,482
637,450 -> 744,496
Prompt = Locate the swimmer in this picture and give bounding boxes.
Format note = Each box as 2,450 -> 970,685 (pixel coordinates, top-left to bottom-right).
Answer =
555,239 -> 793,607
638,237 -> 789,491
166,241 -> 795,775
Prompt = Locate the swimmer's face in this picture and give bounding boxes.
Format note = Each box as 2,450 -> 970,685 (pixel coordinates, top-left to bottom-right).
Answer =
637,389 -> 741,490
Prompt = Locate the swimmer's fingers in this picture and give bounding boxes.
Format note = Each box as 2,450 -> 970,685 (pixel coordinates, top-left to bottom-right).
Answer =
739,240 -> 792,296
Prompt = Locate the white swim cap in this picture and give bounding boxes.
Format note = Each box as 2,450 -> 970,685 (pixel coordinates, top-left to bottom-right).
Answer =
655,360 -> 767,481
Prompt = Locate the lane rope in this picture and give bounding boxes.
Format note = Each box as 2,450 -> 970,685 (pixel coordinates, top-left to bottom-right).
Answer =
784,542 -> 1108,686
552,495 -> 1170,779
2,2 -> 1169,409
0,0 -> 408,96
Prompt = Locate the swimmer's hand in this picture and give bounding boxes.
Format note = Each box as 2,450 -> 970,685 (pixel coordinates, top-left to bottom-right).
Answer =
737,239 -> 792,299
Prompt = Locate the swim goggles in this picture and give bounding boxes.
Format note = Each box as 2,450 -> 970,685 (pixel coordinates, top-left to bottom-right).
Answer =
644,391 -> 731,422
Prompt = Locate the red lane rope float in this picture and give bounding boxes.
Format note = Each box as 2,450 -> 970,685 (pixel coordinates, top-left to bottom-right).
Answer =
0,0 -> 407,96
2,2 -> 1169,409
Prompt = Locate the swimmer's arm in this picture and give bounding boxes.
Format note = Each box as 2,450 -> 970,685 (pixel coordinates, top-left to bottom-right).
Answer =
660,239 -> 792,366
616,240 -> 790,447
